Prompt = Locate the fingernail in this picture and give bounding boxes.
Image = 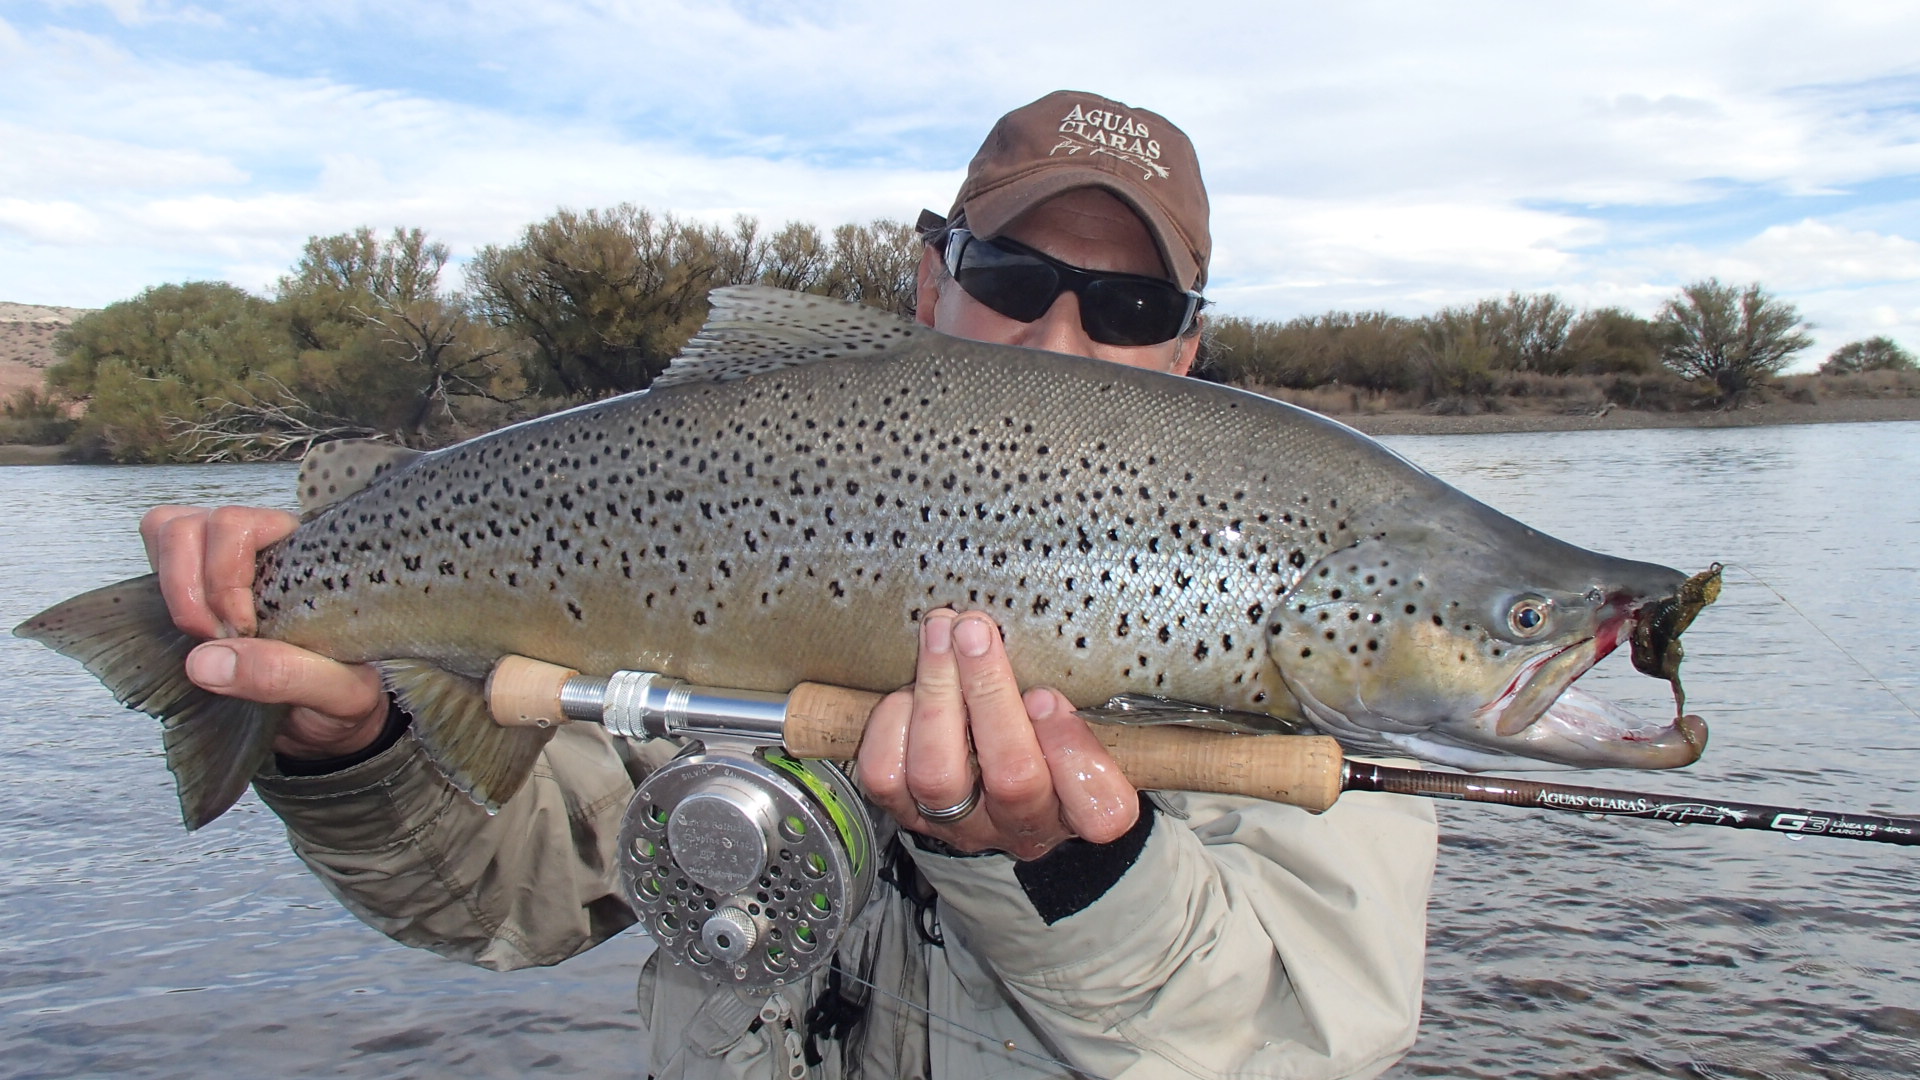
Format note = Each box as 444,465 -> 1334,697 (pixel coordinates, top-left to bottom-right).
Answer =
953,617 -> 992,658
187,644 -> 237,689
923,612 -> 953,654
1024,688 -> 1056,719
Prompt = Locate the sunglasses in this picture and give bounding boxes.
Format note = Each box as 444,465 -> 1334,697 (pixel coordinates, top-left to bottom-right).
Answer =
941,228 -> 1203,347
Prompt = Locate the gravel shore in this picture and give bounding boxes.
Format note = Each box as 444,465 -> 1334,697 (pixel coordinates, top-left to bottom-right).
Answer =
1329,395 -> 1920,437
8,396 -> 1917,466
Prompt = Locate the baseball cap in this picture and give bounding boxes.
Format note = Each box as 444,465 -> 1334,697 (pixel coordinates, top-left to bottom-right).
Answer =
924,90 -> 1212,291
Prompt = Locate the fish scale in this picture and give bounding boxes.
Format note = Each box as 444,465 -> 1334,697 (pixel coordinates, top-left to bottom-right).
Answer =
16,285 -> 1716,829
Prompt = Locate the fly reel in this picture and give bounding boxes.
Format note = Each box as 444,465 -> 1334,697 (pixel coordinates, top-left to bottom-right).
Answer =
617,741 -> 876,994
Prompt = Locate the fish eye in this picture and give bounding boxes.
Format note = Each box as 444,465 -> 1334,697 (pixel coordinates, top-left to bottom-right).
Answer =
1508,597 -> 1551,637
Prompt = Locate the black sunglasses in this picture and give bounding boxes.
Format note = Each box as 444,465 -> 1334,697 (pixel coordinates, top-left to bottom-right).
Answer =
942,228 -> 1203,347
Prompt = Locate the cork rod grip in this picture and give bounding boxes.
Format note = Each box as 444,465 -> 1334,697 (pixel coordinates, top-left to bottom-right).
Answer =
487,654 -> 580,727
781,681 -> 1347,812
782,682 -> 887,759
485,658 -> 1348,812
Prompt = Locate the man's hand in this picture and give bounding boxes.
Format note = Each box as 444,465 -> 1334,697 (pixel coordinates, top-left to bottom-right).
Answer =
140,505 -> 389,761
856,609 -> 1139,860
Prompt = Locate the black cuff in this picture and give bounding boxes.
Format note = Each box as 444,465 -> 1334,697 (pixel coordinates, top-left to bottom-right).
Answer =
274,695 -> 412,777
1013,793 -> 1157,925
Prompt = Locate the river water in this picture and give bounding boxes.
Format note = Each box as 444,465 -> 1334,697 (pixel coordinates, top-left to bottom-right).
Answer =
2,422 -> 1915,1079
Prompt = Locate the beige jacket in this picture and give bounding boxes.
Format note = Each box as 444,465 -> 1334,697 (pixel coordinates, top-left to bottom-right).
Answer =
255,724 -> 1437,1080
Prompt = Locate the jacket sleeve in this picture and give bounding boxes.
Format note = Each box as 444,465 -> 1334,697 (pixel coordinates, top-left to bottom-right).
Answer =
907,787 -> 1438,1080
251,724 -> 669,971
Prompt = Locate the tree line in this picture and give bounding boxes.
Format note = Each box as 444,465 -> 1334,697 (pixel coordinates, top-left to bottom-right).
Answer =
1199,283 -> 1913,413
7,204 -> 1915,462
27,209 -> 919,462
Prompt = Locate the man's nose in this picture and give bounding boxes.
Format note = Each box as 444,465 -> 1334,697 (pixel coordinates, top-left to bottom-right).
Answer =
1014,291 -> 1096,356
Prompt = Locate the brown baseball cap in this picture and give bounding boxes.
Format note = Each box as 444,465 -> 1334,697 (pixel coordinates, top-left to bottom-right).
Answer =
932,90 -> 1212,291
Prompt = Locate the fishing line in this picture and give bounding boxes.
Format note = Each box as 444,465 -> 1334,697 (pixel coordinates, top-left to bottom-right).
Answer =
1723,563 -> 1920,723
832,963 -> 1112,1080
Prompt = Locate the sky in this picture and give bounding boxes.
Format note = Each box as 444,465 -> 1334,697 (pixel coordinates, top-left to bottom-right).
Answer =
2,1 -> 1917,371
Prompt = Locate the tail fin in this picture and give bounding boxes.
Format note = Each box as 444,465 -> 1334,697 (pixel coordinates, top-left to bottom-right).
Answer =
13,575 -> 284,830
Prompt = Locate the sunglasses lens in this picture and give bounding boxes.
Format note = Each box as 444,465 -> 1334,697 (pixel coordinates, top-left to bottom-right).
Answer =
950,231 -> 1194,346
954,242 -> 1058,323
1081,280 -> 1191,347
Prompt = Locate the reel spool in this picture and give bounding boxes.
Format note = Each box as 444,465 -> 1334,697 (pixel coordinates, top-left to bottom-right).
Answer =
618,741 -> 876,994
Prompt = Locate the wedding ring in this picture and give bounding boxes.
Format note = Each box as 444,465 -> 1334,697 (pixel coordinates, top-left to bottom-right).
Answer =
914,783 -> 982,824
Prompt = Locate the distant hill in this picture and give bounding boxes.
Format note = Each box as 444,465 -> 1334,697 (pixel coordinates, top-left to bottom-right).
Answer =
0,302 -> 90,401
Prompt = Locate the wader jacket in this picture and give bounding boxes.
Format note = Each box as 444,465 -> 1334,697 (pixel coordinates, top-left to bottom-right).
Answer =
255,723 -> 1437,1079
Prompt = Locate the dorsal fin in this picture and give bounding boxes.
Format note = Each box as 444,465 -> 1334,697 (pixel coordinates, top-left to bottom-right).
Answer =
652,285 -> 931,389
296,439 -> 424,518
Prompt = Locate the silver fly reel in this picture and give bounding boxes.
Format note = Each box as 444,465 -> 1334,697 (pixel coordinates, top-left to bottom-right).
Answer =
618,740 -> 876,994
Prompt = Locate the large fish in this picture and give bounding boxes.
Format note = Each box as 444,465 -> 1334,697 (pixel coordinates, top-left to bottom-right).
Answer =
18,286 -> 1717,830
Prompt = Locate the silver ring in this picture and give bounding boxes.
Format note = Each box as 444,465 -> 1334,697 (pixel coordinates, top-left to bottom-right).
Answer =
914,783 -> 982,824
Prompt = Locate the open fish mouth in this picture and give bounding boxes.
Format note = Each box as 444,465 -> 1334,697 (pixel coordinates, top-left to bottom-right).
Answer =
1477,630 -> 1709,770
1531,688 -> 1709,769
1473,569 -> 1721,770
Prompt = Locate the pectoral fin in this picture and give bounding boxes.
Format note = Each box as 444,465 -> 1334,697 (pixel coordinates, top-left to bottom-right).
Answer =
377,658 -> 554,810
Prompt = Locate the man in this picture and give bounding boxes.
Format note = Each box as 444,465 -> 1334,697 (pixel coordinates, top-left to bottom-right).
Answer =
141,91 -> 1438,1079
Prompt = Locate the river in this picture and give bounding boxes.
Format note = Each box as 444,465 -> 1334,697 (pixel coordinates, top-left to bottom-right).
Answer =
2,422 -> 1916,1078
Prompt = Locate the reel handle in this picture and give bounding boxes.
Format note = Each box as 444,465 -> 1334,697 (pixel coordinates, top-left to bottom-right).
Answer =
488,655 -> 1347,812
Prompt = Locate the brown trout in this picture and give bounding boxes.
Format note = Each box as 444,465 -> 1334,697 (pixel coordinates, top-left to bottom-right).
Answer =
18,286 -> 1716,829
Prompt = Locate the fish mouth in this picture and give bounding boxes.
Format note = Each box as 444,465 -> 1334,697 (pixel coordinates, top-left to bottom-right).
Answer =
1474,607 -> 1708,770
1530,688 -> 1709,769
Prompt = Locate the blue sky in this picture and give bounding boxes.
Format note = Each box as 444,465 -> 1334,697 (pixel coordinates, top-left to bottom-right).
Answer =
3,1 -> 1917,370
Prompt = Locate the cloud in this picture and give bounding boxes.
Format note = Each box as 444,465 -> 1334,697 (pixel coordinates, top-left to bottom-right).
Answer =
1729,221 -> 1920,288
0,121 -> 247,197
0,198 -> 105,245
0,0 -> 1915,373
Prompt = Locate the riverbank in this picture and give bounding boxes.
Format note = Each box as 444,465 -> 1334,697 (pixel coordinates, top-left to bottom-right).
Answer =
7,394 -> 1918,465
1333,394 -> 1920,436
0,444 -> 71,466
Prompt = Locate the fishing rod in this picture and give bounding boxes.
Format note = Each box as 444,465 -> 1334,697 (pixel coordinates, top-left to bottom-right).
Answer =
487,654 -> 1919,848
1339,761 -> 1917,845
485,653 -> 1914,998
